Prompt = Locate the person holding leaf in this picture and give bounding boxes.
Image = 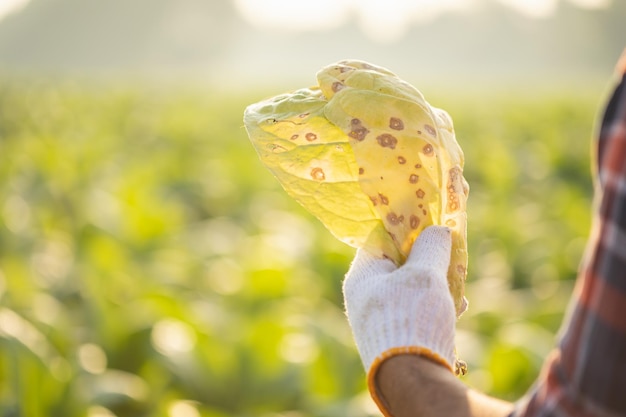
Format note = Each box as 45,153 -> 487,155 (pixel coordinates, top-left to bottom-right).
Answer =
342,50 -> 626,417
245,46 -> 626,417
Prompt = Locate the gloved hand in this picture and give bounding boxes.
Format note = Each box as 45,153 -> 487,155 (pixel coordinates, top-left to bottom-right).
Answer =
343,225 -> 458,403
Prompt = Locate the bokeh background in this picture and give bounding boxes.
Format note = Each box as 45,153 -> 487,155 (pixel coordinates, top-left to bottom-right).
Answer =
0,1 -> 625,416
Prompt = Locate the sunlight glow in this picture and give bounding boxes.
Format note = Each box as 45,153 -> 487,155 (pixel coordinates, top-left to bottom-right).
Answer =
168,401 -> 201,417
233,0 -> 351,31
0,0 -> 29,21
234,0 -> 474,42
234,0 -> 612,42
354,0 -> 474,43
498,0 -> 558,17
78,343 -> 108,375
151,319 -> 197,356
279,332 -> 319,364
568,0 -> 611,8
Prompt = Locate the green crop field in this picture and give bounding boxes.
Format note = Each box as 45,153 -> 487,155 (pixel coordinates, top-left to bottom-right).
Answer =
0,78 -> 608,416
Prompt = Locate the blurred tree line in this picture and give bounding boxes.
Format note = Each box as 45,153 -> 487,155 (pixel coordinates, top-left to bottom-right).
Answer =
0,0 -> 624,84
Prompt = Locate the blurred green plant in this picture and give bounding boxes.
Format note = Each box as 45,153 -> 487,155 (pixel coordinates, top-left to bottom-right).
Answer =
0,78 -> 601,416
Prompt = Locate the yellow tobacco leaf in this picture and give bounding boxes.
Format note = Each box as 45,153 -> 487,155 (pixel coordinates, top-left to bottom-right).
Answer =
244,60 -> 469,317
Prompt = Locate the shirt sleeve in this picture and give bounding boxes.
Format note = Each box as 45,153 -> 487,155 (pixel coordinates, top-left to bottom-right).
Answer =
511,52 -> 626,417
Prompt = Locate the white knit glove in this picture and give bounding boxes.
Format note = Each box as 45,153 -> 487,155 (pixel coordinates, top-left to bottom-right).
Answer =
343,226 -> 457,383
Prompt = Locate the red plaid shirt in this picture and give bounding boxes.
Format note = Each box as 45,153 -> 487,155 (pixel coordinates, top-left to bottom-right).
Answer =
512,54 -> 626,417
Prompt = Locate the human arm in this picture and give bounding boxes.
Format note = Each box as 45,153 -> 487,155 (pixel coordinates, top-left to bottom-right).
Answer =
343,226 -> 513,417
376,355 -> 513,417
508,48 -> 626,417
343,51 -> 626,417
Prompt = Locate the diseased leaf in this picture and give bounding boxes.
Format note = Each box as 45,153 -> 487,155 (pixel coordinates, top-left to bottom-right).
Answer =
244,60 -> 469,317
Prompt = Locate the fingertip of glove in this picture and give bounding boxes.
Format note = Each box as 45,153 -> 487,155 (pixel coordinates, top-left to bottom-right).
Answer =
406,226 -> 452,267
422,225 -> 452,239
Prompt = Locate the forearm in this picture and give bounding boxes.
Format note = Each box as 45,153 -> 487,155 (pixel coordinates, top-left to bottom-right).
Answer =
375,355 -> 514,417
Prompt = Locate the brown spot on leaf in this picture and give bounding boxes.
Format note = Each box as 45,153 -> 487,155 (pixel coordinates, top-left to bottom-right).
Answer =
415,163 -> 422,169
270,144 -> 287,153
423,144 -> 434,156
349,127 -> 369,141
376,134 -> 397,149
310,167 -> 325,181
410,215 -> 420,229
424,124 -> 437,137
349,118 -> 369,141
448,167 -> 463,192
359,167 -> 364,175
290,134 -> 299,140
305,132 -> 317,141
369,195 -> 378,206
409,174 -> 419,184
298,113 -> 309,118
446,167 -> 464,212
398,156 -> 406,164
378,193 -> 389,205
387,212 -> 402,225
416,189 -> 425,199
332,82 -> 344,92
389,117 -> 404,130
